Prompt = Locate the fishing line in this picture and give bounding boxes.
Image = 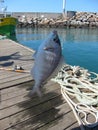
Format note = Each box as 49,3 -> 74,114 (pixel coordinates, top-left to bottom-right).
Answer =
0,65 -> 30,73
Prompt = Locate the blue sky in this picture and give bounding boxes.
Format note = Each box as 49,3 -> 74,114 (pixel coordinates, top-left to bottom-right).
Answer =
4,0 -> 98,13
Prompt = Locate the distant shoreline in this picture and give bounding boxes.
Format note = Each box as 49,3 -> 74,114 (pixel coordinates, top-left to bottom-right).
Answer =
12,11 -> 98,28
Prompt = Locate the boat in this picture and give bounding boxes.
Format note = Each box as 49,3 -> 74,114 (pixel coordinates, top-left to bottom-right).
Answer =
0,0 -> 17,37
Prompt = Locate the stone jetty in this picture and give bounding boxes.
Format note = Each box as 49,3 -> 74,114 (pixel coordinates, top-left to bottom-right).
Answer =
15,12 -> 98,28
69,12 -> 98,28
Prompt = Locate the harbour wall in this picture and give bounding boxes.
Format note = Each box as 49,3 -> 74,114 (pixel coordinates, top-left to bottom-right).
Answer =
12,12 -> 63,19
12,11 -> 98,28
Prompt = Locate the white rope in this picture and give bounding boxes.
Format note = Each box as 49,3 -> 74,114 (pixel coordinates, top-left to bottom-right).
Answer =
52,64 -> 98,129
61,88 -> 85,130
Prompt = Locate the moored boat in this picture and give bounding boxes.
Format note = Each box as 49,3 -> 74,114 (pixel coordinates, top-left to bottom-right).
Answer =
0,0 -> 17,37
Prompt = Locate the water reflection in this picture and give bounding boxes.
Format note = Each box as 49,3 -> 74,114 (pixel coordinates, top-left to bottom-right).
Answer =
16,27 -> 98,43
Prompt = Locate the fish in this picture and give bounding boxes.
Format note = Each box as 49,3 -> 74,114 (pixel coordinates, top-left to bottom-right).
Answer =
30,30 -> 62,97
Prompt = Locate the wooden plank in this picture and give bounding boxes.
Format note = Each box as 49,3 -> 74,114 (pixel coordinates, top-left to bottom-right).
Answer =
0,98 -> 70,130
0,81 -> 59,109
0,83 -> 65,130
0,82 -> 60,119
0,72 -> 30,84
0,83 -> 79,130
0,39 -> 34,53
37,111 -> 77,130
1,81 -> 34,100
0,75 -> 33,90
66,122 -> 81,130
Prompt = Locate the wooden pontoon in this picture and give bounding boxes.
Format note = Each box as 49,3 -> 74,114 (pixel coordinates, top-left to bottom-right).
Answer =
0,39 -> 98,130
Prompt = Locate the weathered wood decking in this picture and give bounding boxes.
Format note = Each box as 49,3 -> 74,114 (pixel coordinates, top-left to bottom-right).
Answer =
0,39 -> 98,130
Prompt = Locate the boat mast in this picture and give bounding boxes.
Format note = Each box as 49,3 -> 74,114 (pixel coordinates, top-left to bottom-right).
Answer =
63,0 -> 65,14
62,0 -> 66,19
0,0 -> 4,11
0,0 -> 7,17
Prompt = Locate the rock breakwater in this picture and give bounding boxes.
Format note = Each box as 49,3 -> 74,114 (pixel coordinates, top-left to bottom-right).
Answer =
17,12 -> 98,28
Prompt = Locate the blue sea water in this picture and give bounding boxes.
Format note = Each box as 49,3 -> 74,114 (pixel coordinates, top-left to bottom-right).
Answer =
16,28 -> 98,73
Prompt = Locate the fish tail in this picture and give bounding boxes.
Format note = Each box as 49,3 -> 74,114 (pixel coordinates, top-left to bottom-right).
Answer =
30,85 -> 42,97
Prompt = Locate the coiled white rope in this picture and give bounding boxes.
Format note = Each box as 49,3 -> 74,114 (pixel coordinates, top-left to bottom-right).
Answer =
52,64 -> 98,129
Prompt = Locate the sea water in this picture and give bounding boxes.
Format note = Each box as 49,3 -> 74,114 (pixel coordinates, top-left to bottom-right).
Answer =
16,28 -> 98,73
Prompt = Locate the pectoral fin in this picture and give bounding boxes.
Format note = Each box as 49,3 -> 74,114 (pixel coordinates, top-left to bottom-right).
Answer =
44,47 -> 54,51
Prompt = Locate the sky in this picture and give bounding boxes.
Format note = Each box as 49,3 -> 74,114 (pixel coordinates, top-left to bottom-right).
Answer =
3,0 -> 98,13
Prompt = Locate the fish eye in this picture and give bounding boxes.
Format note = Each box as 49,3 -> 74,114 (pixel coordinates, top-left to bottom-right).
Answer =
53,37 -> 61,45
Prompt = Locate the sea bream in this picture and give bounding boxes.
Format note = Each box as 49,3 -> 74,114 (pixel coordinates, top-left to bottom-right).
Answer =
30,30 -> 62,97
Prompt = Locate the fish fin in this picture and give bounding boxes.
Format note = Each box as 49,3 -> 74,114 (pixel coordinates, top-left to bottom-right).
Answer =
44,47 -> 54,51
30,86 -> 42,97
32,51 -> 37,60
